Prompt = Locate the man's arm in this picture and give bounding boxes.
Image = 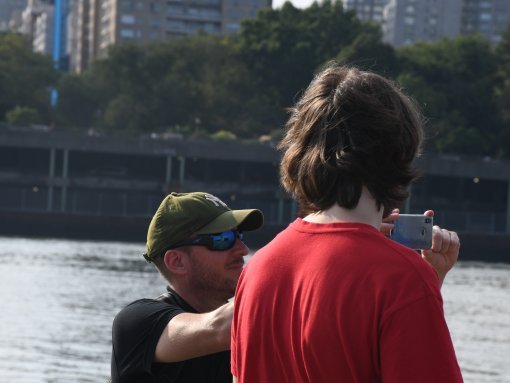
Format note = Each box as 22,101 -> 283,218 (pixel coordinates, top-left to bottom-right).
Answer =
154,300 -> 233,363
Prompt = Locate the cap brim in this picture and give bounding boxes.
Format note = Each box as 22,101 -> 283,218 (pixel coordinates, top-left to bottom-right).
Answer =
195,209 -> 264,234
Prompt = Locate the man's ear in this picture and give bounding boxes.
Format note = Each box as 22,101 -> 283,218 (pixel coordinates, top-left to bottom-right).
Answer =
162,249 -> 188,275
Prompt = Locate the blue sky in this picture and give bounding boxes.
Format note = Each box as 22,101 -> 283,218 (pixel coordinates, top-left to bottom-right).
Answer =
273,0 -> 316,9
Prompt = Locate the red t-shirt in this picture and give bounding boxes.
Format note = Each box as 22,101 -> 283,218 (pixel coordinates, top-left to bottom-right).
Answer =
232,219 -> 463,383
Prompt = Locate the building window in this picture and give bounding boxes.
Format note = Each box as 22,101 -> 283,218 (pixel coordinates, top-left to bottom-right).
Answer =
480,13 -> 492,21
167,20 -> 185,30
203,22 -> 220,33
225,23 -> 240,33
121,15 -> 135,24
120,29 -> 135,38
404,16 -> 415,25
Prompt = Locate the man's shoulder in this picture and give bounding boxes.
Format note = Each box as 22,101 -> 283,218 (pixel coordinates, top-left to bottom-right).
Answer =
113,297 -> 185,331
118,297 -> 168,313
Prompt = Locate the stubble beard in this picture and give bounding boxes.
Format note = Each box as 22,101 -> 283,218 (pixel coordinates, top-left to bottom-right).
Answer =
187,256 -> 238,302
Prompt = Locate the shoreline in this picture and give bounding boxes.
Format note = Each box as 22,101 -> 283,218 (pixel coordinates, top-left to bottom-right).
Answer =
0,210 -> 508,264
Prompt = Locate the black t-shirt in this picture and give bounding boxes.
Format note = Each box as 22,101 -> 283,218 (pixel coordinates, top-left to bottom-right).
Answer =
111,287 -> 231,383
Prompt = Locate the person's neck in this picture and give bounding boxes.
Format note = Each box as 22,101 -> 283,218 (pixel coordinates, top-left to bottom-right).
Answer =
303,186 -> 384,230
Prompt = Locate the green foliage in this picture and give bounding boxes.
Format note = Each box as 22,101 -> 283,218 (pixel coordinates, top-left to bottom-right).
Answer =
397,35 -> 503,156
493,24 -> 510,155
66,35 -> 288,138
5,106 -> 42,126
56,73 -> 101,128
0,33 -> 58,123
238,1 -> 367,108
2,5 -> 510,158
336,29 -> 399,76
212,130 -> 237,140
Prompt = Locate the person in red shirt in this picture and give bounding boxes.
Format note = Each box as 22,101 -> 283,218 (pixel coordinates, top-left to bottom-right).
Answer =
231,65 -> 463,383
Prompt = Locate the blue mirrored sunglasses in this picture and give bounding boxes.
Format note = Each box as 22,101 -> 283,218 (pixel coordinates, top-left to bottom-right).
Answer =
172,230 -> 244,251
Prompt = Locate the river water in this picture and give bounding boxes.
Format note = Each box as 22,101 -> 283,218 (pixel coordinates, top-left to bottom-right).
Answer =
0,236 -> 508,383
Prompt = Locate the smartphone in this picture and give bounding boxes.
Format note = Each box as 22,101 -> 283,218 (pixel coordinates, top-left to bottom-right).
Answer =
390,214 -> 433,250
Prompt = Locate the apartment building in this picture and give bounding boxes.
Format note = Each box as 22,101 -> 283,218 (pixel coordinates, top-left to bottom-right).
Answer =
32,5 -> 54,54
17,0 -> 57,55
342,0 -> 390,23
70,0 -> 272,73
382,0 -> 509,47
462,0 -> 510,44
383,0 -> 462,46
0,0 -> 27,31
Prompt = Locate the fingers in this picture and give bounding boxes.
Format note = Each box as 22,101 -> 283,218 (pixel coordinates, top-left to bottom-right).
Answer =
380,222 -> 394,235
382,208 -> 400,223
423,210 -> 434,217
431,226 -> 447,253
422,224 -> 460,286
381,208 -> 399,235
448,230 -> 460,255
430,226 -> 460,255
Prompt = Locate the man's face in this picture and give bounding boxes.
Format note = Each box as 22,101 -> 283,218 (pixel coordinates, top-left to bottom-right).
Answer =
185,237 -> 249,300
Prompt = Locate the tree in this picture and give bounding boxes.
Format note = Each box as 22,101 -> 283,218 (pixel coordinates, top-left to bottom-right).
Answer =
56,73 -> 102,128
0,33 -> 58,123
494,24 -> 510,156
397,35 -> 502,156
89,43 -> 154,133
69,35 -> 284,138
184,36 -> 282,138
238,1 -> 368,110
336,28 -> 399,76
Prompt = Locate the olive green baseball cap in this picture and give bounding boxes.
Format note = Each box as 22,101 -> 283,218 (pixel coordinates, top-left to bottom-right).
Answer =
144,192 -> 264,261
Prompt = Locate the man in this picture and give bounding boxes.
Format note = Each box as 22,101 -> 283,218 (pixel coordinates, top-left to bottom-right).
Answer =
231,65 -> 463,382
111,191 -> 263,383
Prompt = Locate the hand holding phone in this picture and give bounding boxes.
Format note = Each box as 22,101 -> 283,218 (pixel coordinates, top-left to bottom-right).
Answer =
390,214 -> 433,250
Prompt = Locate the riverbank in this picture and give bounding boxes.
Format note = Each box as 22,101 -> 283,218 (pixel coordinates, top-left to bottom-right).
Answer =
1,210 -> 508,263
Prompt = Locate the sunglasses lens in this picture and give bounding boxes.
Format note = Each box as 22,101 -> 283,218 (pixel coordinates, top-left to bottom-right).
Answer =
210,230 -> 243,250
171,230 -> 244,251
